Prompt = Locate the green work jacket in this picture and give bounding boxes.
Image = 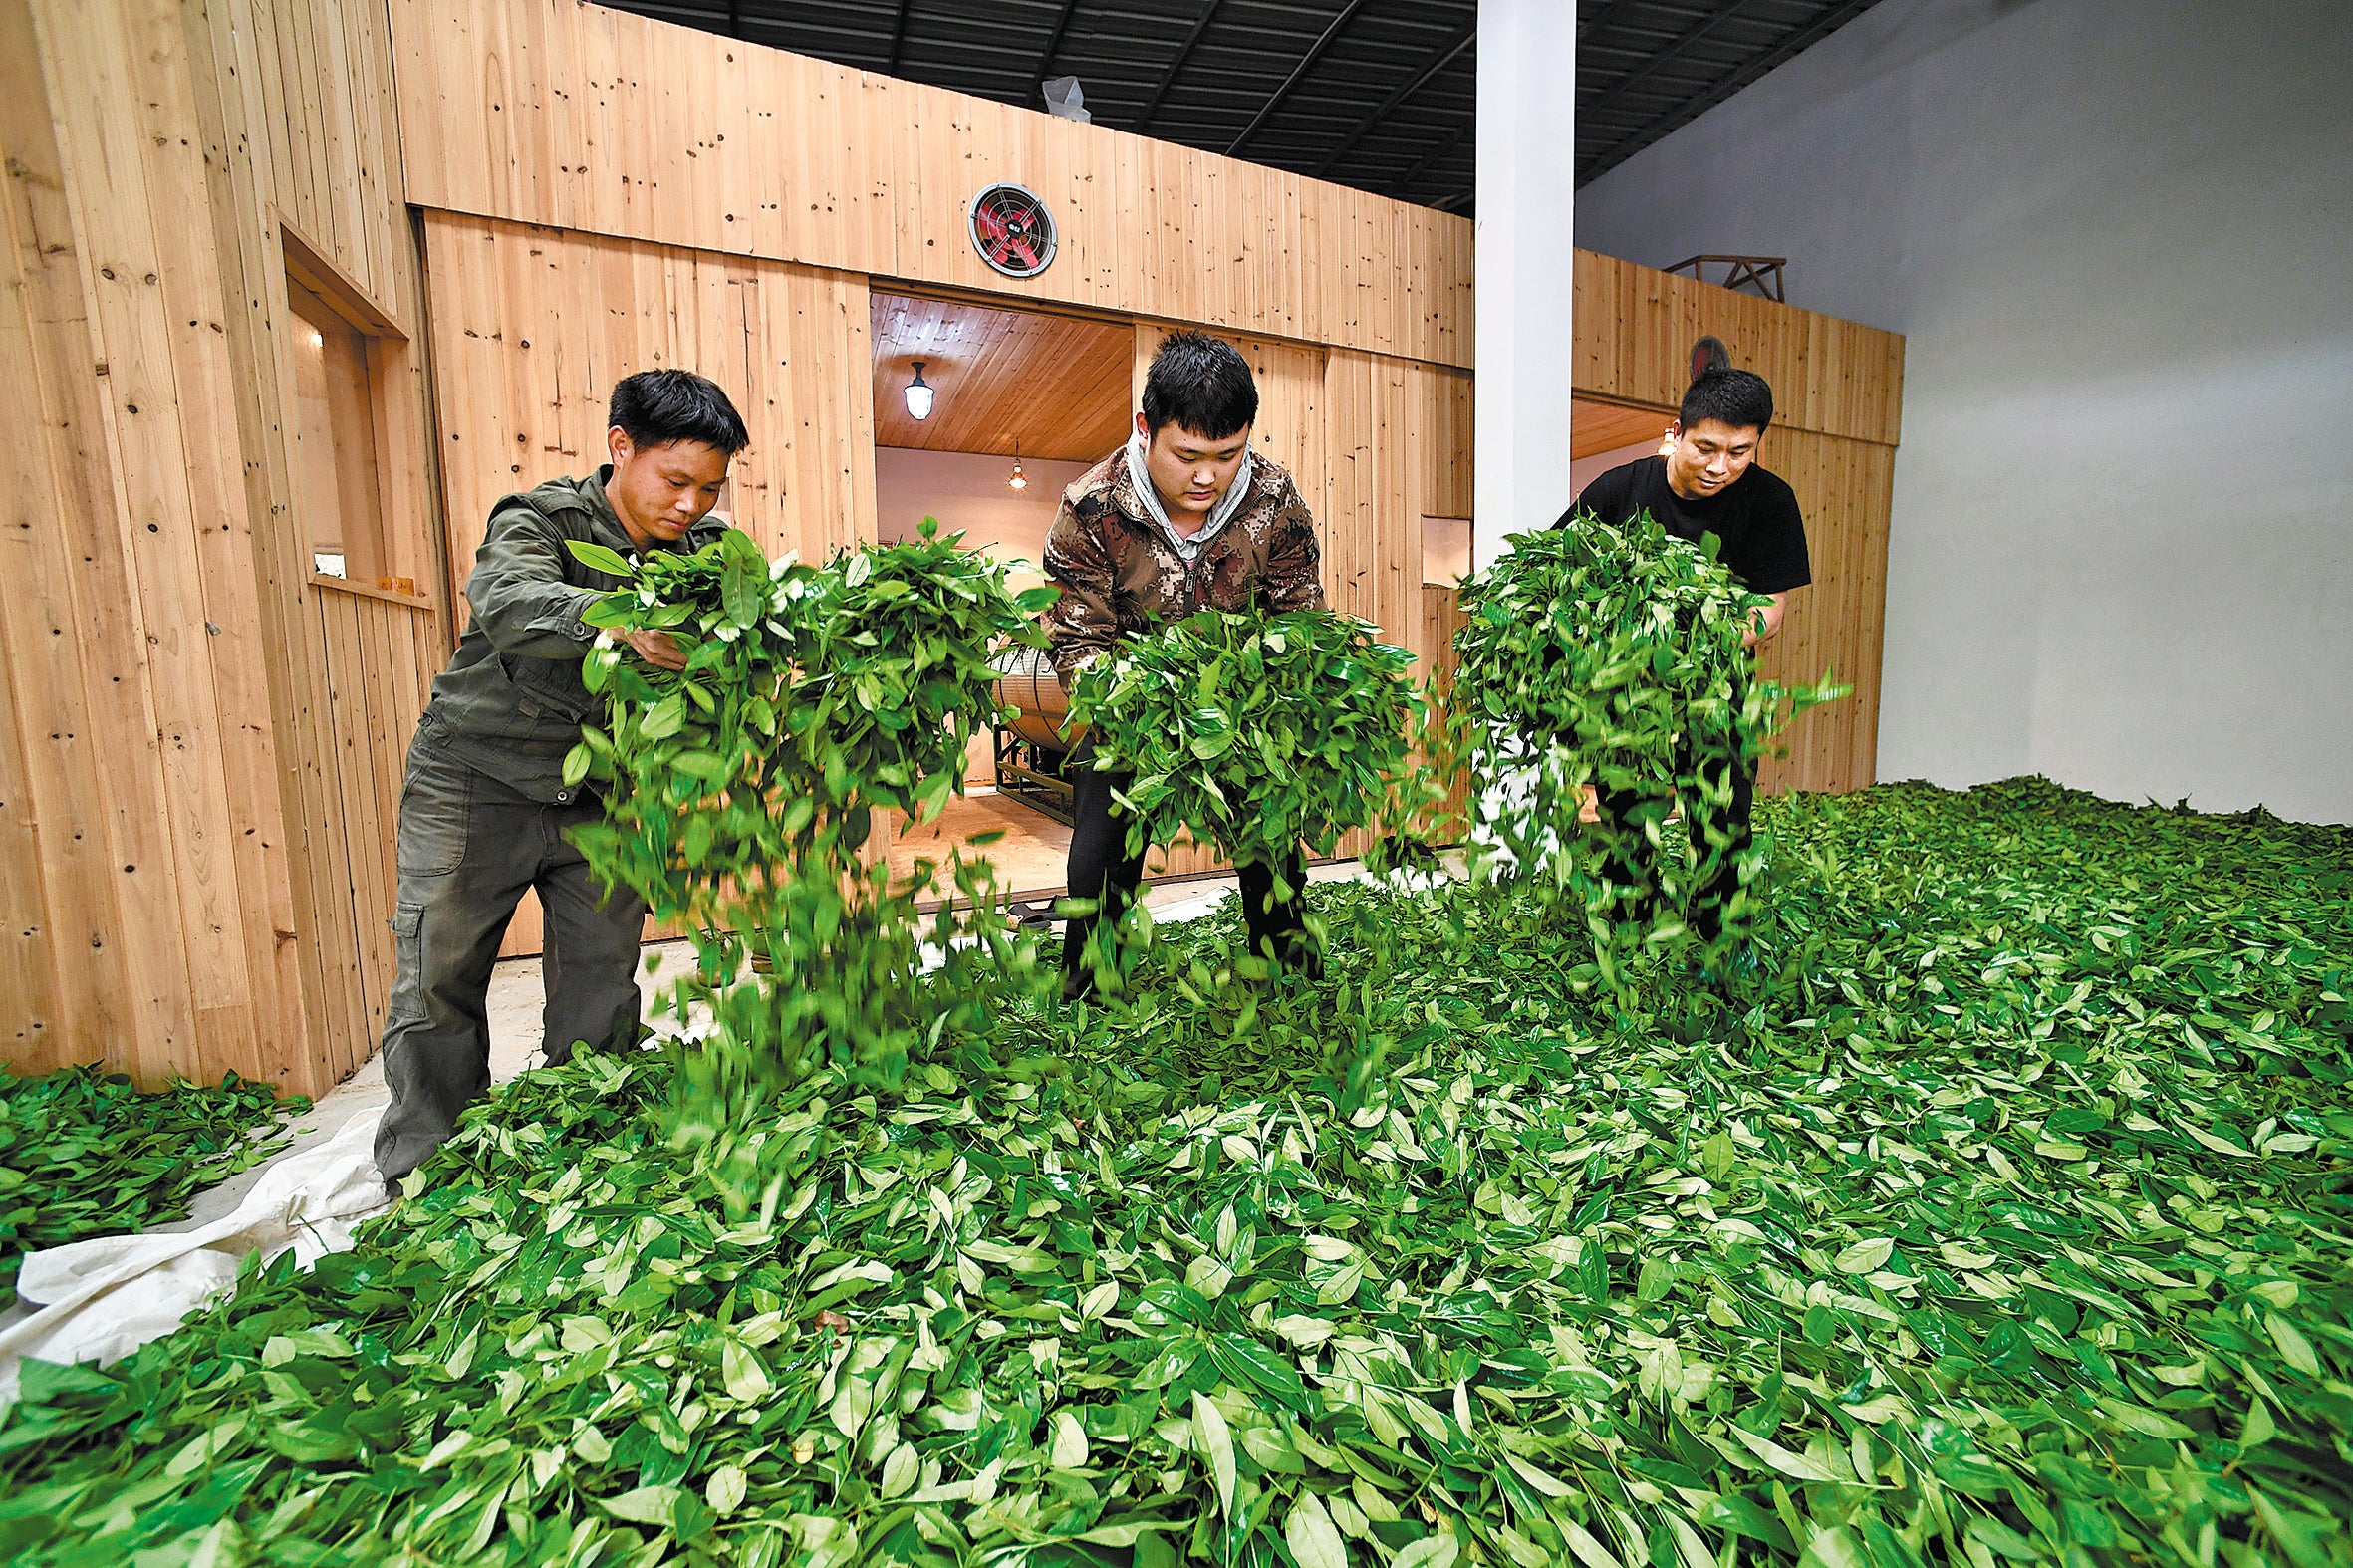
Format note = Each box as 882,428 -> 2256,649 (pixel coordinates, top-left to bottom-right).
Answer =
419,468 -> 729,803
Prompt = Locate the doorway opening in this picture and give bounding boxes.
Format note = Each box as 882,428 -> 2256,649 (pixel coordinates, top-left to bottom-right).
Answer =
1570,395 -> 1679,503
869,289 -> 1134,901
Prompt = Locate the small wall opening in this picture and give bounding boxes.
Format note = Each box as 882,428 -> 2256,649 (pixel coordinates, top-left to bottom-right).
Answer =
1423,516 -> 1471,585
288,280 -> 387,582
281,222 -> 429,600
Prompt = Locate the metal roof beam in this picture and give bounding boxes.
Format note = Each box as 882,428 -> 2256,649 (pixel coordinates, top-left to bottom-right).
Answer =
1581,0 -> 1764,124
1311,16 -> 1475,178
887,0 -> 914,72
1030,0 -> 1085,103
1580,0 -> 1882,180
1576,0 -> 1643,42
1137,0 -> 1224,131
1226,0 -> 1374,156
1393,120 -> 1467,202
1393,122 -> 1470,199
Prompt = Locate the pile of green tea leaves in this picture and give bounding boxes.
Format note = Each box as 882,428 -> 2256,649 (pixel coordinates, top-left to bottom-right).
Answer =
1450,518 -> 1842,983
0,1067 -> 304,1299
4,778 -> 2348,1568
1067,610 -> 1421,875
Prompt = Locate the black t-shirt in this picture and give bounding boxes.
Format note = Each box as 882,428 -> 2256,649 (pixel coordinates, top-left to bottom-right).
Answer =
1560,455 -> 1811,595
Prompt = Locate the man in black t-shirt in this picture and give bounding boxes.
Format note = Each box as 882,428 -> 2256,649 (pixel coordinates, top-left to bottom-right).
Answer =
1553,362 -> 1810,954
1561,385 -> 1811,631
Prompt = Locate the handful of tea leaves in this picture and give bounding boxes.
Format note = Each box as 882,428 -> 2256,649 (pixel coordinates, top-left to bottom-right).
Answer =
565,522 -> 1054,1146
1067,609 -> 1420,875
1450,514 -> 1841,982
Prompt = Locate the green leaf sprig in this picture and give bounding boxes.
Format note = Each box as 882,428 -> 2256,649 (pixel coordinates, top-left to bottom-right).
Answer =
564,521 -> 1056,1194
1065,609 -> 1422,971
1449,514 -> 1844,986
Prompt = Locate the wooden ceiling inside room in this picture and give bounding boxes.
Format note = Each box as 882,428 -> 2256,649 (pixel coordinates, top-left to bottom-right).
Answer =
1573,397 -> 1674,458
872,293 -> 1135,461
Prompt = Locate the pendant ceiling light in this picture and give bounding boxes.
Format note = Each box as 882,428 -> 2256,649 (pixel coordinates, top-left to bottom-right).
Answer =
1008,439 -> 1027,491
905,360 -> 934,421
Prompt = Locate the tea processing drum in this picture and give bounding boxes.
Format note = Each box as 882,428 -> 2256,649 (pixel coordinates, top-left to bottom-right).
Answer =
991,641 -> 1086,753
990,642 -> 1085,823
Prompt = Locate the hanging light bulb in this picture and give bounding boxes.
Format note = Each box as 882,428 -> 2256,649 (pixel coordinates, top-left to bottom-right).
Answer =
905,360 -> 934,420
1008,439 -> 1027,491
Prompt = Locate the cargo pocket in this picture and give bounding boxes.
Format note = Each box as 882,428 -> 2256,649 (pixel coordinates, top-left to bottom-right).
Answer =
396,754 -> 471,876
386,904 -> 427,1025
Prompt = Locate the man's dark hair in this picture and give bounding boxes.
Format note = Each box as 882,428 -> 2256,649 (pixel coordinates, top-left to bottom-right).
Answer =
1680,366 -> 1773,434
1141,331 -> 1258,440
608,369 -> 751,454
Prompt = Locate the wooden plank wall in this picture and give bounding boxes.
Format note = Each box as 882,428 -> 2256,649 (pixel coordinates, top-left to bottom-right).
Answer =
200,0 -> 445,1096
390,0 -> 1475,933
1570,248 -> 1905,794
386,0 -> 1472,372
1746,430 -> 1896,796
0,0 -> 444,1092
1571,250 -> 1903,447
423,212 -> 877,606
311,581 -> 440,1078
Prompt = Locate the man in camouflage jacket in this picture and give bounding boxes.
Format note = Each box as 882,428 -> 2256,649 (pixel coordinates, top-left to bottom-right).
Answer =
374,372 -> 749,1189
1043,331 -> 1325,998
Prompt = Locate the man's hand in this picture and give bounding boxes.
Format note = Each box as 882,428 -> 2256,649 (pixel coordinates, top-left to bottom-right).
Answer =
1744,592 -> 1791,650
619,628 -> 688,671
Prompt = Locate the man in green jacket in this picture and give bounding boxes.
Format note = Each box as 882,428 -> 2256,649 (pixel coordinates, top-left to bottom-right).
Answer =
374,370 -> 750,1188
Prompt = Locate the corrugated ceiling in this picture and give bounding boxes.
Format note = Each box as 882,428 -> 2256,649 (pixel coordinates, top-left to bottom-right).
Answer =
594,0 -> 1887,212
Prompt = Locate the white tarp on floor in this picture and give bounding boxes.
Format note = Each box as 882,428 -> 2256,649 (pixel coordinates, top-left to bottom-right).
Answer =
0,1106 -> 391,1405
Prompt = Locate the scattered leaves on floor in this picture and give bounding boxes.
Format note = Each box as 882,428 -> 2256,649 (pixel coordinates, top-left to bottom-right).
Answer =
2,780 -> 2347,1568
0,1067 -> 304,1299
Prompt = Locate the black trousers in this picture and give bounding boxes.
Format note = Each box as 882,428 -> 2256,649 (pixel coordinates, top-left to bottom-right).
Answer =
373,724 -> 649,1182
1595,746 -> 1754,944
1059,742 -> 1307,989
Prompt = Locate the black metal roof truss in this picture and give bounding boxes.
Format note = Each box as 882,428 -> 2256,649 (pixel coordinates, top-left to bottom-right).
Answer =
596,0 -> 1889,211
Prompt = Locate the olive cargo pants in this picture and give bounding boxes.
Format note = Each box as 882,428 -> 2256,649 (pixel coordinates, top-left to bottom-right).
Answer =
373,723 -> 649,1182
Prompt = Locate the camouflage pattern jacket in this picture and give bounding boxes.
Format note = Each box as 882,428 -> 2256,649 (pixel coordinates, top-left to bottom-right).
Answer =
1041,445 -> 1324,687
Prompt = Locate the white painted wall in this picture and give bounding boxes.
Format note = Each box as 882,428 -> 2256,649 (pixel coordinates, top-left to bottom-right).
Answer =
1474,0 -> 1576,568
875,446 -> 1093,584
1573,0 -> 2353,824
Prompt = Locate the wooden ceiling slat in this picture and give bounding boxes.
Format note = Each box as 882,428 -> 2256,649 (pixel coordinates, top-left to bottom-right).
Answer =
1572,396 -> 1675,459
871,292 -> 1136,462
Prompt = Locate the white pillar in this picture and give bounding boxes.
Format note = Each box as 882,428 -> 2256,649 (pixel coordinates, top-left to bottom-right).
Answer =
1473,0 -> 1576,569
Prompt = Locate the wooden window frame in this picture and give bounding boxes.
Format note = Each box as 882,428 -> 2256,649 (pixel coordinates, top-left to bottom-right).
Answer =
278,219 -> 434,599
